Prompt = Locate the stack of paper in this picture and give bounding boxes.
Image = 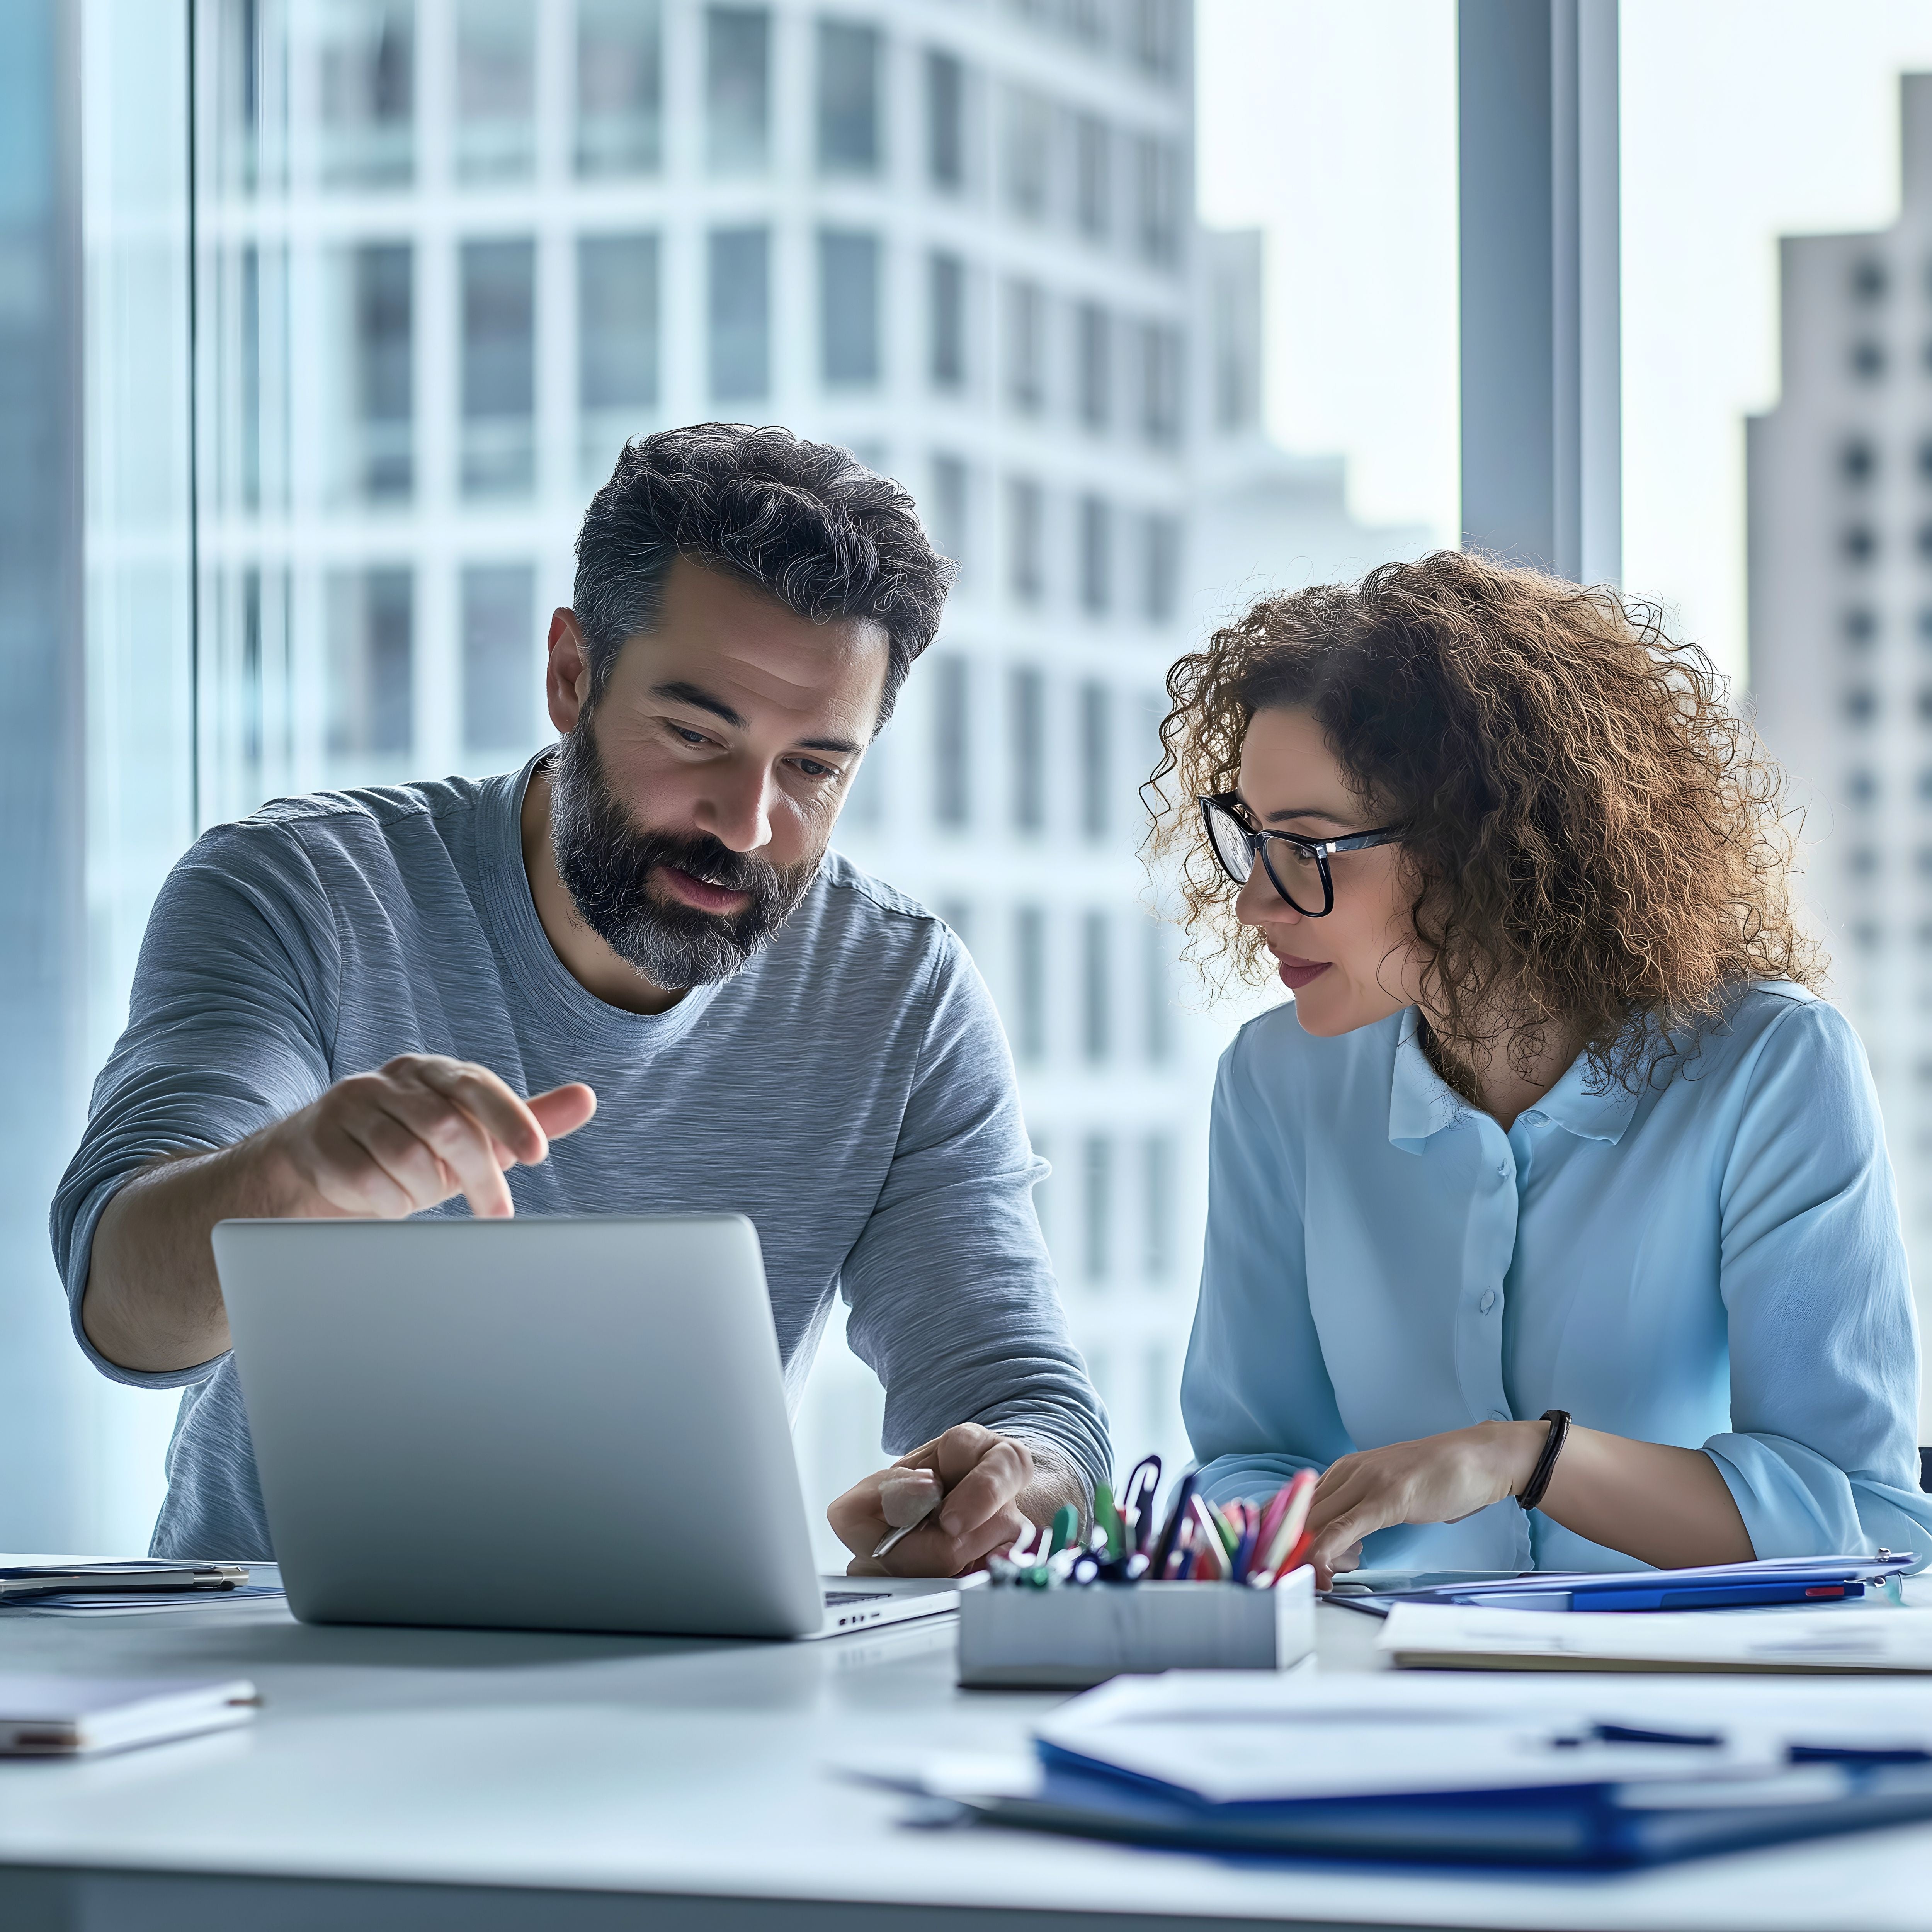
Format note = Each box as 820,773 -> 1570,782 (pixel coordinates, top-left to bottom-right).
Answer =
1379,1602 -> 1932,1673
872,1670 -> 1932,1867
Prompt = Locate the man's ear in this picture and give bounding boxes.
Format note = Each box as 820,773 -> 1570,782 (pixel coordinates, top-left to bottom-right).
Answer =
546,609 -> 595,735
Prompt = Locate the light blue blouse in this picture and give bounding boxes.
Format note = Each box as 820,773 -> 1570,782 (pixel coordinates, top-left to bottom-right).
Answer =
1182,983 -> 1932,1571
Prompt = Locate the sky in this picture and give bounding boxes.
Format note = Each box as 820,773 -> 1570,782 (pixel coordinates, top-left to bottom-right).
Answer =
1196,0 -> 1932,686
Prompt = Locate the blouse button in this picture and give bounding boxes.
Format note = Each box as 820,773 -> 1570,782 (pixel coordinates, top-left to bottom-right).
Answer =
1480,1290 -> 1497,1313
1495,1161 -> 1509,1178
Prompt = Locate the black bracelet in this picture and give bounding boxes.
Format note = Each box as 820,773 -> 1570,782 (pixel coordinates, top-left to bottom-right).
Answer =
1517,1409 -> 1571,1514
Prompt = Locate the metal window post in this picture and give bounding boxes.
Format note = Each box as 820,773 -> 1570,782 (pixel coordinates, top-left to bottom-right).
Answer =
1459,0 -> 1621,585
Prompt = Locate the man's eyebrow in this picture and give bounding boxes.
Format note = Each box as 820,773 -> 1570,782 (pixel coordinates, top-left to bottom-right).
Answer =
653,679 -> 862,759
652,680 -> 746,729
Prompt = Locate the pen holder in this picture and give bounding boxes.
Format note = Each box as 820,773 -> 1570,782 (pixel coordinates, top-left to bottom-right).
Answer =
957,1567 -> 1316,1690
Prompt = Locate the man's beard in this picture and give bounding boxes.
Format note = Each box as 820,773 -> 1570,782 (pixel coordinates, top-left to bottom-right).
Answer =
547,719 -> 821,992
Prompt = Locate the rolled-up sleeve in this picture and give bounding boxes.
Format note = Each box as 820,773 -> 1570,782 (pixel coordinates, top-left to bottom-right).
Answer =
837,935 -> 1111,1498
50,824 -> 339,1389
1184,1025 -> 1349,1510
1710,1000 -> 1932,1563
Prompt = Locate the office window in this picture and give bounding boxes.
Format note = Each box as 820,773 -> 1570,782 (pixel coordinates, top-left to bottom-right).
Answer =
1076,302 -> 1111,430
930,251 -> 967,388
460,238 -> 535,498
1130,0 -> 1182,83
1079,680 -> 1110,839
1004,89 -> 1053,219
1008,476 -> 1044,604
1133,134 -> 1182,268
1083,910 -> 1111,1061
818,20 -> 881,174
326,566 -> 413,757
318,0 -> 415,188
1014,905 -> 1048,1062
461,563 -> 534,755
1141,512 -> 1180,622
1141,1133 -> 1174,1279
1079,495 -> 1112,614
706,6 -> 769,174
708,227 -> 770,401
926,49 -> 964,190
1009,666 -> 1046,832
578,232 -> 659,475
1138,321 -> 1182,445
934,653 -> 970,826
1083,1134 -> 1112,1281
819,229 -> 881,386
1143,917 -> 1173,1062
929,453 -> 969,579
455,0 -> 534,183
576,0 -> 663,177
1075,114 -> 1110,241
1004,278 -> 1046,413
342,241 -> 413,502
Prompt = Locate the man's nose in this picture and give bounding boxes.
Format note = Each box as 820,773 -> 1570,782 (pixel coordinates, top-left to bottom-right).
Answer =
697,763 -> 776,853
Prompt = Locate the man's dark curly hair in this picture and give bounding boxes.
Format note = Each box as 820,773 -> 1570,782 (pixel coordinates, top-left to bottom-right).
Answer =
573,423 -> 955,730
1146,549 -> 1821,1092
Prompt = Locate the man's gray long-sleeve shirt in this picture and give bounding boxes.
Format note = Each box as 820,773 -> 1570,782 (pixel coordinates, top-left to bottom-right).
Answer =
51,756 -> 1109,1560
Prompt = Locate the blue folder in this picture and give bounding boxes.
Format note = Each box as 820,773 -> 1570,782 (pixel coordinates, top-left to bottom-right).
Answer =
950,1746 -> 1932,1870
1326,1554 -> 1913,1617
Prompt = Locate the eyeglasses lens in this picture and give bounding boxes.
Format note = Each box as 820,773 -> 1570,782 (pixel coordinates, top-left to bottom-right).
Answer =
1266,842 -> 1327,909
1205,802 -> 1257,884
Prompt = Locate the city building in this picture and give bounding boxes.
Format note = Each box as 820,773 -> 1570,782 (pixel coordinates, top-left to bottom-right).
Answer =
1747,70 -> 1932,1402
154,0 -> 1405,1550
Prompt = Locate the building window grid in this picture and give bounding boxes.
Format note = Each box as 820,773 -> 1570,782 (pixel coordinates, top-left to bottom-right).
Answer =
1009,665 -> 1046,832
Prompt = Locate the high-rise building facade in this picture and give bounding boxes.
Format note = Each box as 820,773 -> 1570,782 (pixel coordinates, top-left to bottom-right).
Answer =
169,0 -> 1405,1546
1748,71 -> 1932,1410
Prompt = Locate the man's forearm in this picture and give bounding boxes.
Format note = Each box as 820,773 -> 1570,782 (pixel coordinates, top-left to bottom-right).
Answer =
82,1133 -> 307,1375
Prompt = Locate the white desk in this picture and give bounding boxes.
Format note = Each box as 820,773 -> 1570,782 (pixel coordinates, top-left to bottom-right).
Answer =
2,1571 -> 1930,1932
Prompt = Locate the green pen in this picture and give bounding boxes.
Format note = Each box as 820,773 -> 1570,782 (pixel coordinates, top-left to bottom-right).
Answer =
1093,1483 -> 1123,1559
1048,1502 -> 1079,1556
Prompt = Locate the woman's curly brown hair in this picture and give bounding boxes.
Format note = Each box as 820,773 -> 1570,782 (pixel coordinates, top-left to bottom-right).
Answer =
1145,549 -> 1820,1092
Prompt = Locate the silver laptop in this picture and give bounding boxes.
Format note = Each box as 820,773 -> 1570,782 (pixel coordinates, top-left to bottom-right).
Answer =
212,1215 -> 959,1640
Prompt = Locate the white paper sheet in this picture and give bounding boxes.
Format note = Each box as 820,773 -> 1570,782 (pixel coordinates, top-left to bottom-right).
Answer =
1379,1602 -> 1932,1672
1025,1668 -> 1932,1803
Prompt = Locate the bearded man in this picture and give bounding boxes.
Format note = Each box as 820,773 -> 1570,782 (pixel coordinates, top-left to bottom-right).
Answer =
53,424 -> 1107,1570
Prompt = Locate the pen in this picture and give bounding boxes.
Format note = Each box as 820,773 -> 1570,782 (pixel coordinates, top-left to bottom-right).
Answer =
871,1469 -> 944,1560
1149,1469 -> 1198,1579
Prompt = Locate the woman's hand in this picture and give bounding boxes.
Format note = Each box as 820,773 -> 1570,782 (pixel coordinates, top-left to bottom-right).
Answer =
1303,1421 -> 1546,1584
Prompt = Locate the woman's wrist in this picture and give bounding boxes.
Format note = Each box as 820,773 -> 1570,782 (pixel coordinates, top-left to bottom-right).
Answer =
1475,1418 -> 1549,1498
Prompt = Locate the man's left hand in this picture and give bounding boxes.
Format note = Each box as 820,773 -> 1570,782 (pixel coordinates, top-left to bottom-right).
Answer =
828,1425 -> 1080,1577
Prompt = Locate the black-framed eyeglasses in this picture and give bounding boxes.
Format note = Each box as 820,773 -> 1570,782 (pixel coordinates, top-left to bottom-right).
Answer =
1199,793 -> 1404,918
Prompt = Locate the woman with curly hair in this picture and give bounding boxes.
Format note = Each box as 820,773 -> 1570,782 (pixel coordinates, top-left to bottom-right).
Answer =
1153,548 -> 1931,1580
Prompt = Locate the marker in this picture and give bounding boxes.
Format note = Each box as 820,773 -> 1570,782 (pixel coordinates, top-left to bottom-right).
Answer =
1048,1502 -> 1079,1556
1251,1471 -> 1318,1585
1093,1483 -> 1123,1559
